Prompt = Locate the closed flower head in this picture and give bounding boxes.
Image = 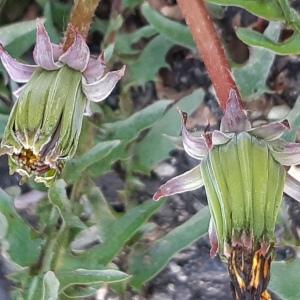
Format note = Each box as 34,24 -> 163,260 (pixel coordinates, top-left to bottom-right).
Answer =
154,89 -> 300,299
0,20 -> 125,186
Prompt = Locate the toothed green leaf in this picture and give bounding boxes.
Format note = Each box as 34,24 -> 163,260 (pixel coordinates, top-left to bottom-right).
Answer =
205,0 -> 284,21
141,3 -> 195,49
130,34 -> 174,84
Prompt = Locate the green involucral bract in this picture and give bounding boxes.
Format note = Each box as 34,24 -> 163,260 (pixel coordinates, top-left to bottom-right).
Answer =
153,90 -> 300,297
0,21 -> 125,185
2,66 -> 86,185
200,132 -> 286,257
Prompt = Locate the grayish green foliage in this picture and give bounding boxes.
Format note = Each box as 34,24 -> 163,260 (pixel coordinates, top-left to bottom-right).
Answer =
62,200 -> 165,271
0,19 -> 37,57
122,0 -> 144,9
237,27 -> 300,55
0,188 -> 42,266
210,0 -> 300,55
133,89 -> 204,173
129,206 -> 210,289
233,22 -> 280,100
2,0 -> 300,298
206,0 -> 284,21
130,35 -> 174,85
63,140 -> 121,183
87,100 -> 171,177
57,269 -> 130,293
269,258 -> 300,300
141,3 -> 195,49
135,3 -> 278,102
87,187 -> 116,241
103,100 -> 171,142
49,180 -> 85,229
115,25 -> 157,56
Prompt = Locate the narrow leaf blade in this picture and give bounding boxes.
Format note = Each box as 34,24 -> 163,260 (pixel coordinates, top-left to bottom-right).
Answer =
129,206 -> 210,289
141,3 -> 195,49
133,89 -> 204,173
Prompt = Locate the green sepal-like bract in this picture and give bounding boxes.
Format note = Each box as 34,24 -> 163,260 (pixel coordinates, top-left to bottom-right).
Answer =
153,90 -> 300,297
200,132 -> 286,257
0,21 -> 125,186
1,66 -> 86,185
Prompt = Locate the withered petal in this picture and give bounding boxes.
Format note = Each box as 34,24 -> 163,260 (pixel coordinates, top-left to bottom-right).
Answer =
153,164 -> 203,201
59,31 -> 90,72
212,130 -> 234,145
33,20 -> 62,70
179,110 -> 208,159
270,141 -> 300,166
248,120 -> 290,141
209,218 -> 219,257
220,89 -> 251,133
83,54 -> 105,83
82,66 -> 125,102
0,44 -> 36,83
52,43 -> 63,61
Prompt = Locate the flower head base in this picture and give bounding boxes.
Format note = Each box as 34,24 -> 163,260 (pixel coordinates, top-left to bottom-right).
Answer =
201,131 -> 286,256
0,20 -> 125,185
154,89 -> 300,298
11,149 -> 59,177
229,244 -> 272,300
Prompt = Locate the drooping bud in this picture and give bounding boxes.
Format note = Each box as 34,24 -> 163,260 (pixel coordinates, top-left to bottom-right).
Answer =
0,21 -> 125,185
200,132 -> 285,298
1,66 -> 86,185
154,90 -> 300,299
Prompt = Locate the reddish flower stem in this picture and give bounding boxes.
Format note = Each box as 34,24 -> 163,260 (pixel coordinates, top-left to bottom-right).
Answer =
177,0 -> 241,111
63,0 -> 100,51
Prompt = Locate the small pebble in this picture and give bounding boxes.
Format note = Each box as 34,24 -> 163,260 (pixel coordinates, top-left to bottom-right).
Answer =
150,293 -> 172,300
169,262 -> 181,274
268,104 -> 291,120
154,163 -> 176,178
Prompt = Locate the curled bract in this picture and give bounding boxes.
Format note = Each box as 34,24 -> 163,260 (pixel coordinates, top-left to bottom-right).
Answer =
154,90 -> 297,204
